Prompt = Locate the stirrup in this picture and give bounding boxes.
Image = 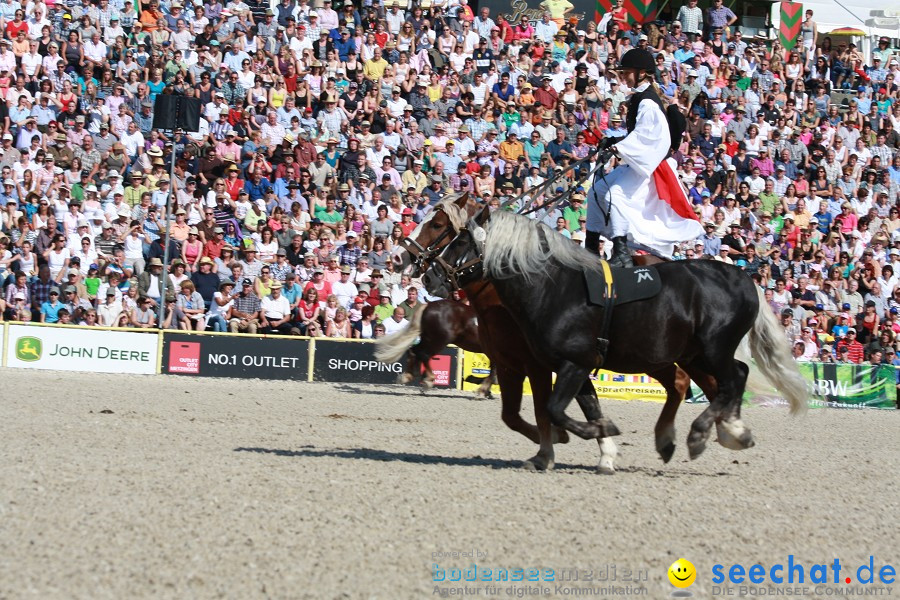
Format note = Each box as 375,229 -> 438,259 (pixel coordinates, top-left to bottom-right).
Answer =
608,254 -> 633,268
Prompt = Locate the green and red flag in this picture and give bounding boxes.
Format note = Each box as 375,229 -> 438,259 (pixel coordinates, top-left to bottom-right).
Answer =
625,0 -> 656,24
595,0 -> 612,24
595,0 -> 656,25
779,1 -> 803,51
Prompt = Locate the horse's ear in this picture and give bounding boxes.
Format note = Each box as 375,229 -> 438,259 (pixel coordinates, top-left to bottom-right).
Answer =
475,205 -> 491,226
454,191 -> 469,208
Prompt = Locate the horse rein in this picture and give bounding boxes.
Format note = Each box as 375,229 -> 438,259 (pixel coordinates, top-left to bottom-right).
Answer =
405,150 -> 615,292
398,205 -> 454,275
499,152 -> 599,212
518,150 -> 615,220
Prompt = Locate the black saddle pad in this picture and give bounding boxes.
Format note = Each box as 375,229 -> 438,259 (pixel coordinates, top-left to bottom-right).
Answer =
585,263 -> 662,307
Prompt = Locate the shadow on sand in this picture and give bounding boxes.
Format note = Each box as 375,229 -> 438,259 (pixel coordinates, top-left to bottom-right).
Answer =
234,445 -> 596,472
330,383 -> 467,399
233,446 -> 733,476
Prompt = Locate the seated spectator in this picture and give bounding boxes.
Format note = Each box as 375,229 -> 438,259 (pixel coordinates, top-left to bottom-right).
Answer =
382,306 -> 409,335
97,289 -> 127,327
130,295 -> 157,329
208,280 -> 235,333
177,280 -> 207,331
229,279 -> 261,334
259,281 -> 295,335
325,306 -> 352,338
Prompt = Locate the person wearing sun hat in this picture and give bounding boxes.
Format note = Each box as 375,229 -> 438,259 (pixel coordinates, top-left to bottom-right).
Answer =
586,48 -> 702,266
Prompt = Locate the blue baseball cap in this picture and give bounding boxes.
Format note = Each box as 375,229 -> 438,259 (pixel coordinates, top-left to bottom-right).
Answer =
842,303 -> 851,310
815,303 -> 824,310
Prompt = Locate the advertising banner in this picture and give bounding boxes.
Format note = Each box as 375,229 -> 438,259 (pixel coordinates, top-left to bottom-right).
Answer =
5,324 -> 158,375
461,351 -> 667,402
313,339 -> 458,387
162,333 -> 309,380
792,363 -> 895,409
689,363 -> 898,410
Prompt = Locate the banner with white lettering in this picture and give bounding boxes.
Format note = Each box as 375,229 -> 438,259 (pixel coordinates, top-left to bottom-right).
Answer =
5,324 -> 158,375
161,332 -> 309,380
312,339 -> 458,387
686,362 -> 898,409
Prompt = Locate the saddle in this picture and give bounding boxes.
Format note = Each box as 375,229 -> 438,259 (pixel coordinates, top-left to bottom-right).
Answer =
583,262 -> 662,366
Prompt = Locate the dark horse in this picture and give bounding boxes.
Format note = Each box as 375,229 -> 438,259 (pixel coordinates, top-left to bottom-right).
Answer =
422,209 -> 808,463
374,300 -> 497,398
390,194 -> 690,472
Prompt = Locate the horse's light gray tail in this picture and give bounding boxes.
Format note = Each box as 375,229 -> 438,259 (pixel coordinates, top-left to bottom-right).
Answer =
374,307 -> 424,364
744,286 -> 809,415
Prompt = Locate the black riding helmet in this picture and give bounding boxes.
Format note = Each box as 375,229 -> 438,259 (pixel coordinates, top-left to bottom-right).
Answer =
616,48 -> 656,73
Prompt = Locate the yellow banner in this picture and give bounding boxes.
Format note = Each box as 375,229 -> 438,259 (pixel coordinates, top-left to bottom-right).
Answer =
461,351 -> 667,403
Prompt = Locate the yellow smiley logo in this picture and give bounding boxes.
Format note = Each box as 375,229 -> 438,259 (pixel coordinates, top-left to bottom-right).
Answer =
668,558 -> 696,588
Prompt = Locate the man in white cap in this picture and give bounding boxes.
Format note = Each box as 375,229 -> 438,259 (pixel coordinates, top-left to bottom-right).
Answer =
100,170 -> 123,201
0,132 -> 20,168
401,158 -> 428,194
259,281 -> 295,335
332,265 -> 358,309
680,69 -> 701,103
67,217 -> 93,251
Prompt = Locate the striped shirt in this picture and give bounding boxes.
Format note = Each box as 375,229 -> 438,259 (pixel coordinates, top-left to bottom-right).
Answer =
675,5 -> 703,35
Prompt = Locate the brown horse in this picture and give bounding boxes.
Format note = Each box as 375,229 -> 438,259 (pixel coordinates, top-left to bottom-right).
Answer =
393,193 -> 702,471
375,299 -> 497,398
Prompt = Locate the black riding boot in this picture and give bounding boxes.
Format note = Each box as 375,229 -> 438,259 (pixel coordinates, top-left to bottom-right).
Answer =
608,236 -> 633,268
585,230 -> 602,256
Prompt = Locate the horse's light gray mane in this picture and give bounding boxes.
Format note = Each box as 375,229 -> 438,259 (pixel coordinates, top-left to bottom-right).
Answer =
406,192 -> 469,243
479,211 -> 601,283
431,193 -> 469,230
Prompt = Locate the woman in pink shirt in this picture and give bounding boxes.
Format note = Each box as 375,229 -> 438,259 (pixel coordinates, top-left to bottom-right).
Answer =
836,203 -> 859,235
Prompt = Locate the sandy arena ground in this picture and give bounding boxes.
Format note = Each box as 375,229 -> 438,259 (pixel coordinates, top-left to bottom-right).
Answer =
1,368 -> 898,600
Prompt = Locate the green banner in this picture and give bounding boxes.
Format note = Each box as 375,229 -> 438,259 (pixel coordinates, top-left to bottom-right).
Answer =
799,363 -> 897,409
686,363 -> 898,410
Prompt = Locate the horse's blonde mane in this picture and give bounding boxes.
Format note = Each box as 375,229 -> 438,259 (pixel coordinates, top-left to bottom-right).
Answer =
432,193 -> 469,230
481,211 -> 601,283
406,192 -> 469,242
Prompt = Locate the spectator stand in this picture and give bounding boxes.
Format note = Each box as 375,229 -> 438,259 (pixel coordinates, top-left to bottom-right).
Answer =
0,0 -> 893,373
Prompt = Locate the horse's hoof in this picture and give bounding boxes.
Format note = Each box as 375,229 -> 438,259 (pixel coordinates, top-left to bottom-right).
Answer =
687,422 -> 712,460
398,373 -> 414,385
473,389 -> 492,400
522,455 -> 554,471
597,459 -> 616,475
657,441 -> 676,464
687,438 -> 707,460
551,426 -> 570,444
716,420 -> 755,451
421,379 -> 435,390
716,433 -> 756,450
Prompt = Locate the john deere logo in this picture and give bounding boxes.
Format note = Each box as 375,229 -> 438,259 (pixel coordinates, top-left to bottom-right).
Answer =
15,337 -> 42,361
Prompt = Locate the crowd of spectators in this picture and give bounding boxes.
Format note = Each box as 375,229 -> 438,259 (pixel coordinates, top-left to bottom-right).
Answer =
0,0 -> 895,360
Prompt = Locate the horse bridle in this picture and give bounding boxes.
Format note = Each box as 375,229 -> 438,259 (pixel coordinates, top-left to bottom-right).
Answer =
398,205 -> 456,275
402,150 -> 615,275
429,227 -> 484,293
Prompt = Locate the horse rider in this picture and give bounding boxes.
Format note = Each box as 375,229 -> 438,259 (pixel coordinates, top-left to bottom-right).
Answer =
586,48 -> 704,267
